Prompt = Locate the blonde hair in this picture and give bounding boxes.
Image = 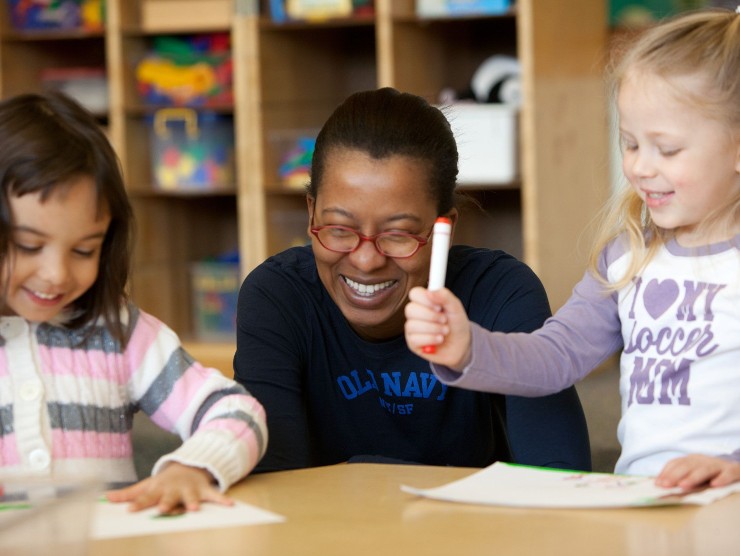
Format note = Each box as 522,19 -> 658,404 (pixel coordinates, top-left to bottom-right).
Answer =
590,8 -> 740,289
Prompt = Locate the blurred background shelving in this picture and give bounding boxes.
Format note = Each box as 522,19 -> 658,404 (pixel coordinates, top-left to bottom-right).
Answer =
0,0 -> 612,369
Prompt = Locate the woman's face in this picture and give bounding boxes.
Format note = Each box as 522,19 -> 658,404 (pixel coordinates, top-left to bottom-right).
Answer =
308,148 -> 455,341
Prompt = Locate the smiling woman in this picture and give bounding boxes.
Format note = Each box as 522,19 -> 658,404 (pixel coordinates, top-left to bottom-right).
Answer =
233,87 -> 592,473
307,149 -> 440,341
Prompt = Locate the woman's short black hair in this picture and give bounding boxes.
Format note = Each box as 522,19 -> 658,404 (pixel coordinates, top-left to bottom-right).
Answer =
308,87 -> 459,215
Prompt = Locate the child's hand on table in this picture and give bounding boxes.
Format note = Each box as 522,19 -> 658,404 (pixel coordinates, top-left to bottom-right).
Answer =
656,454 -> 740,490
106,462 -> 233,514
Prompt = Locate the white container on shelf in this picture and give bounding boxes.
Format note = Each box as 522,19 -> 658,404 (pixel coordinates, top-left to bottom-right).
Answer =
441,103 -> 519,186
40,67 -> 109,114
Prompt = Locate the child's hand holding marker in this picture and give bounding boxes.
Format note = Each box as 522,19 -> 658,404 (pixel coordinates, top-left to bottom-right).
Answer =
405,217 -> 472,371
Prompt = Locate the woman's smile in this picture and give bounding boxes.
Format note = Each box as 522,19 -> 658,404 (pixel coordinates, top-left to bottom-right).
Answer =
341,276 -> 397,298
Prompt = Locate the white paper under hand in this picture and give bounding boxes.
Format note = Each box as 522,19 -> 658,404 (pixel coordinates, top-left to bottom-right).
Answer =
401,462 -> 740,509
92,499 -> 284,539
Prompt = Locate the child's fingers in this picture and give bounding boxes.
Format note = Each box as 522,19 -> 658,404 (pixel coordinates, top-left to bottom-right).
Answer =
106,481 -> 146,503
403,310 -> 448,335
155,490 -> 192,513
107,478 -> 169,512
406,330 -> 446,352
203,487 -> 234,507
157,485 -> 231,513
404,304 -> 448,348
710,463 -> 740,487
655,457 -> 694,487
169,484 -> 209,513
656,455 -> 739,490
127,489 -> 163,512
407,286 -> 447,309
407,286 -> 431,305
404,300 -> 447,324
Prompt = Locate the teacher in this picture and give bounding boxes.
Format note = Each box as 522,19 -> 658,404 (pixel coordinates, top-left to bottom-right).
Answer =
234,87 -> 591,473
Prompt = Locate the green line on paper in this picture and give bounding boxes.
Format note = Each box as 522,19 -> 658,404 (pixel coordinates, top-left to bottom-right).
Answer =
0,502 -> 33,511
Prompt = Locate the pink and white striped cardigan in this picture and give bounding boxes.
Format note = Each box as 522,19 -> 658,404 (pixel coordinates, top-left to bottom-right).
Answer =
0,304 -> 267,489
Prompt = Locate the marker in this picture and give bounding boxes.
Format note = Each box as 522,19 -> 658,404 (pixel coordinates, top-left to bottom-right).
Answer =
422,216 -> 452,354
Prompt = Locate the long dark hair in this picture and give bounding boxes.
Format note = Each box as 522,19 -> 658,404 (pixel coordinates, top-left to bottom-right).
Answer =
0,92 -> 134,344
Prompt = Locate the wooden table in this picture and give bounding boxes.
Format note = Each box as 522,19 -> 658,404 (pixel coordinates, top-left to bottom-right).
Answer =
90,463 -> 740,556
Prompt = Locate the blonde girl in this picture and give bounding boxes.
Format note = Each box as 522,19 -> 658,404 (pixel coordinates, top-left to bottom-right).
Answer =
405,8 -> 740,490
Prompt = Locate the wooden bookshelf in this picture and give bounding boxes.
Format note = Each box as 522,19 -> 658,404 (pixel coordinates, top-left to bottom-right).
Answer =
0,0 -> 610,362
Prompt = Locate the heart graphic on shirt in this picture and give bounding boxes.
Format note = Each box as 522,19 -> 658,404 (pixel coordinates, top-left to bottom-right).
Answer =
643,278 -> 679,320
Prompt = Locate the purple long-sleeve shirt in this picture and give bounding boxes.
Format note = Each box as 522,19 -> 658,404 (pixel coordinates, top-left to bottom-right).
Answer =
432,236 -> 740,475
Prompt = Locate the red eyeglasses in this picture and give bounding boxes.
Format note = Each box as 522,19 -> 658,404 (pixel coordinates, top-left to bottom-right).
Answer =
310,221 -> 433,259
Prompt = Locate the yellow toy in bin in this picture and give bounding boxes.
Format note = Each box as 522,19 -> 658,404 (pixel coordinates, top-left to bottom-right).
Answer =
151,108 -> 235,192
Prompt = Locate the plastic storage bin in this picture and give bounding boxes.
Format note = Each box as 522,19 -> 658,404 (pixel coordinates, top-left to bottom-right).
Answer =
150,108 -> 235,192
7,0 -> 105,31
190,261 -> 240,341
135,33 -> 233,107
41,67 -> 109,113
442,103 -> 518,185
268,128 -> 319,190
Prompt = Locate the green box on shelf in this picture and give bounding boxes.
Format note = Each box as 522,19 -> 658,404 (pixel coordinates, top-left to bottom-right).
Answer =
190,261 -> 240,341
609,0 -> 707,26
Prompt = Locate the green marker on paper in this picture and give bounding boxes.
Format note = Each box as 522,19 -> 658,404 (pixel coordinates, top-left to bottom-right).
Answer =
0,502 -> 33,511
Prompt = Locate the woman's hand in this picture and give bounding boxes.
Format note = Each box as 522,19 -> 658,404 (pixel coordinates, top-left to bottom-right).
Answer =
404,286 -> 472,371
106,462 -> 233,514
655,454 -> 740,490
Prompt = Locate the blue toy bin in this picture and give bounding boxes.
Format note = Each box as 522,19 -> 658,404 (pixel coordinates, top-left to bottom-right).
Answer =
190,260 -> 240,341
150,108 -> 235,192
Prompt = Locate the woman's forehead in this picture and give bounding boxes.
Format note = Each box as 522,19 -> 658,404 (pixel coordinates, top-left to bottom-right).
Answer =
311,149 -> 438,226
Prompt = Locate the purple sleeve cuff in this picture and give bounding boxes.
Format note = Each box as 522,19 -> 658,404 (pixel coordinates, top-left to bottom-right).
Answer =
718,449 -> 740,463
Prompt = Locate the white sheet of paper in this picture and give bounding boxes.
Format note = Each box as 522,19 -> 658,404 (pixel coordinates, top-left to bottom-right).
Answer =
91,499 -> 284,539
401,462 -> 740,509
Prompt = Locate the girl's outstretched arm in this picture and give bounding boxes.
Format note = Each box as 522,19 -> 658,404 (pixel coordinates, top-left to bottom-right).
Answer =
404,286 -> 472,370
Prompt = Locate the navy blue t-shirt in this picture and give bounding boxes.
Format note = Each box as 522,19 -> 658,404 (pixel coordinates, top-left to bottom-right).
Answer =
234,245 -> 591,472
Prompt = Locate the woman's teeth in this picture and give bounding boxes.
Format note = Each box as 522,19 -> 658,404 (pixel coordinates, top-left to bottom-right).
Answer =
344,277 -> 394,296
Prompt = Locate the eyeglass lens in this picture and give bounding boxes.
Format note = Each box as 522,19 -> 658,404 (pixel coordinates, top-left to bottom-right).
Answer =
315,227 -> 421,258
